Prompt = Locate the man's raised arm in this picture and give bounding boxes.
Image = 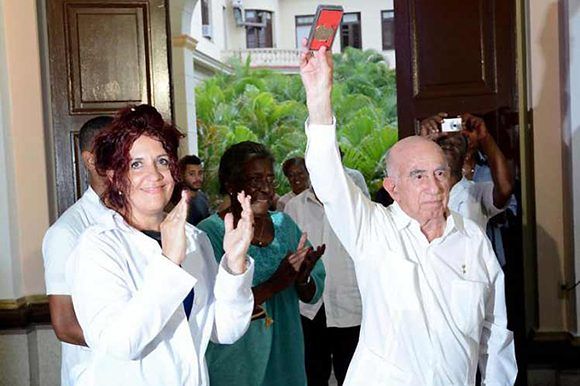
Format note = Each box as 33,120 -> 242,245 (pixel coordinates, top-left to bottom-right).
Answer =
300,44 -> 382,261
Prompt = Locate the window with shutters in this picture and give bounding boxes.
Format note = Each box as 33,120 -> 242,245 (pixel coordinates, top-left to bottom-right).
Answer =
340,12 -> 361,51
381,10 -> 395,50
245,10 -> 273,48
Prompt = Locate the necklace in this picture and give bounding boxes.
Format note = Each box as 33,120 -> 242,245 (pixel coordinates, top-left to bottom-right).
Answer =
253,217 -> 270,247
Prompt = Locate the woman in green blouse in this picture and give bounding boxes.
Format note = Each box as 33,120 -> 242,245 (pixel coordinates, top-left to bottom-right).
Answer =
198,141 -> 325,386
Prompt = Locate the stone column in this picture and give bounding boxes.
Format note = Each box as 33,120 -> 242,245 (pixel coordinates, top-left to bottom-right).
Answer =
172,34 -> 199,157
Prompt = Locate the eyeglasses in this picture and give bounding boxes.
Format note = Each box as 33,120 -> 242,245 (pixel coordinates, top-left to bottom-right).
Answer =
245,175 -> 279,189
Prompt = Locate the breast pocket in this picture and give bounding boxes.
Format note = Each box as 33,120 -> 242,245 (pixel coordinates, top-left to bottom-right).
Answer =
451,280 -> 488,341
383,258 -> 420,312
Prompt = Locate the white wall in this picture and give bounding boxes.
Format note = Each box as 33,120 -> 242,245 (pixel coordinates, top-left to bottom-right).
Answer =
528,0 -> 575,332
191,0 -> 231,57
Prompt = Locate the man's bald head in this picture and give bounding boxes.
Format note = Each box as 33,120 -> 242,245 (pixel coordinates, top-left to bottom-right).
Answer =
385,136 -> 447,179
383,135 -> 450,227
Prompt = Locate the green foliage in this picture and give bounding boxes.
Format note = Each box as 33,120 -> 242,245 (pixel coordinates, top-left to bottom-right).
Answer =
196,48 -> 398,203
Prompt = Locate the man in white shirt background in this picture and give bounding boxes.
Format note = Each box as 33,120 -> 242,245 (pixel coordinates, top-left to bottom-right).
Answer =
42,116 -> 112,385
285,181 -> 362,386
276,157 -> 310,211
339,148 -> 370,199
299,45 -> 517,385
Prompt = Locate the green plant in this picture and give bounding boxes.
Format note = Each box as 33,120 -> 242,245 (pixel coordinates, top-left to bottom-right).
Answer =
195,48 -> 398,204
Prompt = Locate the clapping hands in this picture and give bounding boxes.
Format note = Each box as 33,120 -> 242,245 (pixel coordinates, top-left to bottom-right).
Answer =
223,191 -> 254,274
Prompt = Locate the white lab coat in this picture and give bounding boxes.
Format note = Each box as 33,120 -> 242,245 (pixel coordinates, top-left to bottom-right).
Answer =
66,211 -> 254,386
305,120 -> 517,386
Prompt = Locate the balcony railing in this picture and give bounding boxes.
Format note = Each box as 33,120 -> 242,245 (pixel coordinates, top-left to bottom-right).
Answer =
224,48 -> 302,72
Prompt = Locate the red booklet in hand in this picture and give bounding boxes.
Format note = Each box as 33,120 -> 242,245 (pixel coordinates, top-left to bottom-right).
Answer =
307,5 -> 344,51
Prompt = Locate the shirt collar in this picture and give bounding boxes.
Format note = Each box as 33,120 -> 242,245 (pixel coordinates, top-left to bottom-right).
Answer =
85,186 -> 100,204
390,202 -> 415,231
443,211 -> 465,237
390,201 -> 466,238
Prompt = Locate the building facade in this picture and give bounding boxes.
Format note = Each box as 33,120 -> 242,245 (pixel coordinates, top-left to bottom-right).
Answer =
190,0 -> 396,81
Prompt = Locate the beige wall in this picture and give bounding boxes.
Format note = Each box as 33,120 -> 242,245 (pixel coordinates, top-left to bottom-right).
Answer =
0,0 -> 49,299
528,0 -> 575,332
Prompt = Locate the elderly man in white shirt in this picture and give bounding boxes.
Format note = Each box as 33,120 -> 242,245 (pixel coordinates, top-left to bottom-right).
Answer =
42,116 -> 113,385
299,45 -> 517,385
285,186 -> 362,386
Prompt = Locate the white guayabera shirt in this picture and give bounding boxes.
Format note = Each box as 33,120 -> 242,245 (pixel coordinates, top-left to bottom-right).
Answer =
42,187 -> 112,386
284,188 -> 362,328
276,191 -> 296,211
304,120 -> 517,386
66,212 -> 254,386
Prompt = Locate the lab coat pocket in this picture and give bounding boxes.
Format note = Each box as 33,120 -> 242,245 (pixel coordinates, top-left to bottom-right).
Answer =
451,280 -> 487,340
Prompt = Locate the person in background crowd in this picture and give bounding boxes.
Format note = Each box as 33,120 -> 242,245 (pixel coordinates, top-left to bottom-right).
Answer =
340,148 -> 370,199
199,141 -> 326,386
276,157 -> 310,212
464,149 -> 518,267
285,182 -> 362,386
170,155 -> 212,225
299,43 -> 516,385
66,104 -> 255,385
42,115 -> 113,386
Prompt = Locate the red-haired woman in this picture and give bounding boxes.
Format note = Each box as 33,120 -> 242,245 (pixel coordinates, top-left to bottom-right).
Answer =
65,104 -> 255,386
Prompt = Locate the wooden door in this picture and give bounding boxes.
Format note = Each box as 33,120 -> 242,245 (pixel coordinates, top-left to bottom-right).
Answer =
395,0 -> 516,140
46,0 -> 173,215
394,1 -> 526,384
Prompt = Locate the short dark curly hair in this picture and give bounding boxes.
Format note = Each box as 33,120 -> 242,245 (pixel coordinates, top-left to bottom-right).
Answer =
79,116 -> 113,152
282,157 -> 306,176
92,104 -> 184,216
218,141 -> 275,195
178,154 -> 203,174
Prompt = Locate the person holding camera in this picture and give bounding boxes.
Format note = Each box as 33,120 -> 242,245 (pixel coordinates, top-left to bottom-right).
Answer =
419,113 -> 514,234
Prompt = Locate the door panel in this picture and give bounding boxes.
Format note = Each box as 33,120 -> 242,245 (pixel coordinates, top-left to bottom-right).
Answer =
46,0 -> 172,215
67,5 -> 148,111
395,0 -> 515,137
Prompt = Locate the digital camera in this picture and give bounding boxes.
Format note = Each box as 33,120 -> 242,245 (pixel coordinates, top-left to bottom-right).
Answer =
441,117 -> 462,132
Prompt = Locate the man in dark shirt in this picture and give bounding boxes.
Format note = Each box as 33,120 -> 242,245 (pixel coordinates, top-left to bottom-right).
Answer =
174,155 -> 211,225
